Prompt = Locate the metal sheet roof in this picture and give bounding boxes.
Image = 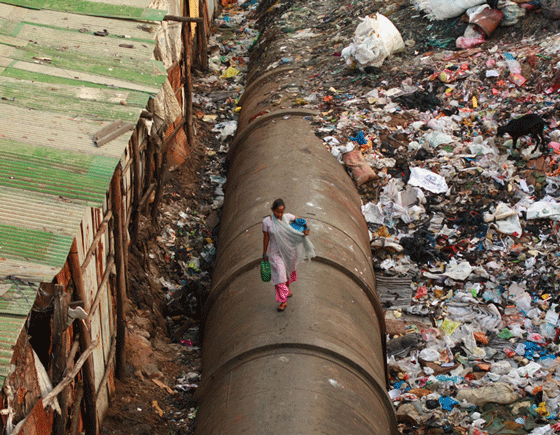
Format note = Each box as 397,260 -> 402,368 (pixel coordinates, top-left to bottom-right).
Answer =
0,279 -> 39,384
0,0 -> 168,374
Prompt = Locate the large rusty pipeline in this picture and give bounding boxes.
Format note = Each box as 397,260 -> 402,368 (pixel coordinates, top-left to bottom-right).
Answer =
193,64 -> 398,434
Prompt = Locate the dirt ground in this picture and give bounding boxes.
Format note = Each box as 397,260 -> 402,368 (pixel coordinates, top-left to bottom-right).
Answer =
100,112 -> 222,434
100,1 -> 560,434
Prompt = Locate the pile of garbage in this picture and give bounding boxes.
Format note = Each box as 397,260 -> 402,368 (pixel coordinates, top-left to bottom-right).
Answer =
146,0 -> 560,432
412,0 -> 552,50
229,0 -> 560,433
148,1 -> 262,431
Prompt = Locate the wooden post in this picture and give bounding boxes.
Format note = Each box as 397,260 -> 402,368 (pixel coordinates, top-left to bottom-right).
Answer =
95,336 -> 117,408
52,284 -> 70,435
70,382 -> 84,435
201,0 -> 210,36
183,21 -> 194,147
131,129 -> 141,244
111,165 -> 127,380
68,239 -> 99,435
151,149 -> 168,227
145,135 -> 155,199
197,0 -> 209,72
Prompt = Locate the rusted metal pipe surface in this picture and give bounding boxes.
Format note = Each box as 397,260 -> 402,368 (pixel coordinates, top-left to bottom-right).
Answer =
195,101 -> 397,433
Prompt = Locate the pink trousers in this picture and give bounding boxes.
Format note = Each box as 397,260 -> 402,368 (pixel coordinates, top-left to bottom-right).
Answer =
275,271 -> 297,303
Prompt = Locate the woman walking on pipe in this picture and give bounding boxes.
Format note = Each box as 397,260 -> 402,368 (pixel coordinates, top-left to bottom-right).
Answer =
262,199 -> 315,311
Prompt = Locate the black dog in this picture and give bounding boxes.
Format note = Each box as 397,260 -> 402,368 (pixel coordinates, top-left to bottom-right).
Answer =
497,113 -> 548,154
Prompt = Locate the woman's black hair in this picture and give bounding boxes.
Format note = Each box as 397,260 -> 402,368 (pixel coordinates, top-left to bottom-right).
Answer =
271,198 -> 285,211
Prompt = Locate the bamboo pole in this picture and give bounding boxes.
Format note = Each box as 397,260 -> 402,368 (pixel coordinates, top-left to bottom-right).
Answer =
151,149 -> 168,227
111,165 -> 127,380
70,382 -> 84,435
43,340 -> 98,408
86,255 -> 115,321
198,0 -> 209,71
80,210 -> 112,274
164,14 -> 203,22
146,135 -> 155,193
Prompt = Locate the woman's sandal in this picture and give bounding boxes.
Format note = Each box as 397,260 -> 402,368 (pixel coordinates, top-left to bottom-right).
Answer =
287,291 -> 293,298
277,302 -> 288,311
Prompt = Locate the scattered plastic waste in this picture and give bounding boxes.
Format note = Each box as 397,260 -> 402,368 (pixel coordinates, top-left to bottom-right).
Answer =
188,1 -> 560,435
341,13 -> 404,67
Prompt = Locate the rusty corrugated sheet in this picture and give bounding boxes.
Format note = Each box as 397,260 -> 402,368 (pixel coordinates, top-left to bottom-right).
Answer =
12,398 -> 54,435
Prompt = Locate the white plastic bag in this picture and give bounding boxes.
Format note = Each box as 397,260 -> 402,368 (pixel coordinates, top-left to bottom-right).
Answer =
424,131 -> 453,147
413,0 -> 486,20
483,203 -> 522,235
212,120 -> 237,140
408,167 -> 449,194
341,14 -> 404,67
526,198 -> 560,220
444,260 -> 473,281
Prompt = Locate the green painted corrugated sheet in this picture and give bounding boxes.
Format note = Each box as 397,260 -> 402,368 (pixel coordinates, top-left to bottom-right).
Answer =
0,281 -> 38,382
0,0 -> 168,393
0,139 -> 117,205
0,0 -> 167,277
0,0 -> 169,391
0,0 -> 166,20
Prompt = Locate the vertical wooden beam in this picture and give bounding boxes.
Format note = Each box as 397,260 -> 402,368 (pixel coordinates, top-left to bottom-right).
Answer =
111,165 -> 127,380
201,0 -> 211,36
197,0 -> 209,72
52,284 -> 70,435
151,149 -> 168,227
183,21 -> 194,146
145,135 -> 155,199
131,129 -> 141,244
68,240 -> 98,435
70,382 -> 84,435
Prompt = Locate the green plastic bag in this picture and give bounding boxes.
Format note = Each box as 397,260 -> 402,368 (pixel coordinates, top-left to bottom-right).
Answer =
260,259 -> 271,282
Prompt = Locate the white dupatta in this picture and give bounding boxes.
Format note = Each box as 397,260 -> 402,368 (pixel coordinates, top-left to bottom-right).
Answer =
271,214 -> 315,277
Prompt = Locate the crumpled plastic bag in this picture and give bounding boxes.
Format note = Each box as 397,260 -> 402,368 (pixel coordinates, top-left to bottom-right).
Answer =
362,179 -> 420,226
445,292 -> 503,332
465,5 -> 504,35
413,0 -> 486,20
483,202 -> 522,236
526,197 -> 560,220
330,142 -> 355,163
456,382 -> 518,406
444,260 -> 473,281
468,136 -> 497,155
408,167 -> 448,194
220,66 -> 239,78
424,131 -> 453,147
499,0 -> 526,26
341,13 -> 404,68
343,149 -> 377,185
212,120 -> 237,140
362,202 -> 384,225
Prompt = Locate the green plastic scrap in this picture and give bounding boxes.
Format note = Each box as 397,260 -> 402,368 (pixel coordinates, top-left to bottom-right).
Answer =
498,328 -> 513,340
